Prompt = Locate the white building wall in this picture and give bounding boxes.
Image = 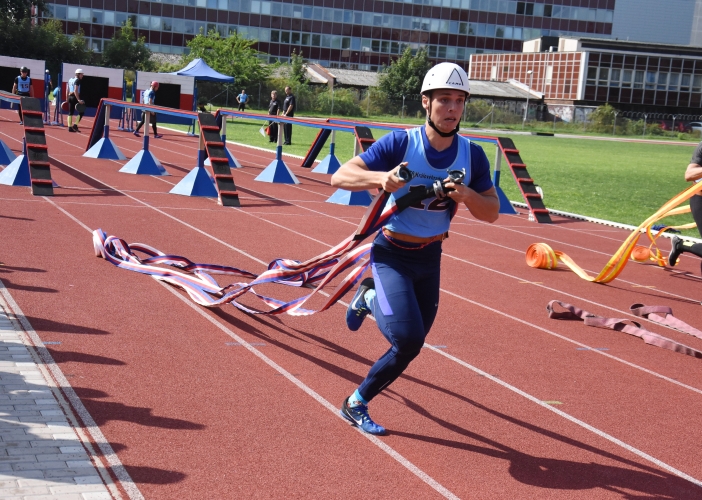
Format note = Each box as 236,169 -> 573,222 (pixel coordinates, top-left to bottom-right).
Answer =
611,0 -> 697,45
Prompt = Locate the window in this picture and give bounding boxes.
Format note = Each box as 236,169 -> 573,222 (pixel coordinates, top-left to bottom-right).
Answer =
598,67 -> 608,84
312,34 -> 321,46
66,7 -> 78,20
280,31 -> 290,43
162,19 -> 172,31
668,73 -> 679,91
115,12 -> 127,26
645,71 -> 656,89
693,75 -> 702,92
459,22 -> 469,35
173,18 -> 185,32
657,72 -> 668,91
543,5 -> 552,17
610,69 -> 620,87
533,3 -> 543,16
681,74 -> 691,90
495,26 -> 504,38
622,69 -> 632,88
270,30 -> 279,42
291,32 -> 300,44
516,2 -> 525,15
261,1 -> 270,15
92,10 -> 103,24
104,11 -> 114,25
138,15 -> 149,29
634,70 -> 644,89
586,67 -> 596,84
438,46 -> 447,58
301,33 -> 310,45
79,8 -> 91,22
545,65 -> 553,85
490,65 -> 497,80
217,0 -> 226,9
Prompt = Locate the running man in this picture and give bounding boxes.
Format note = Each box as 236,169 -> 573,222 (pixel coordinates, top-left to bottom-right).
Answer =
330,63 -> 500,435
66,68 -> 85,132
134,81 -> 162,138
12,66 -> 33,124
668,142 -> 702,270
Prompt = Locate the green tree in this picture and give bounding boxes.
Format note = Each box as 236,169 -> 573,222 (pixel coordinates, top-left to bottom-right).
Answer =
101,20 -> 155,71
0,19 -> 92,77
378,47 -> 431,99
1,0 -> 46,23
181,29 -> 271,89
290,49 -> 307,84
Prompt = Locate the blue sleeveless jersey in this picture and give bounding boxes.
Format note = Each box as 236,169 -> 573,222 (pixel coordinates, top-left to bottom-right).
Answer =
68,77 -> 79,94
142,89 -> 155,104
384,127 -> 471,238
16,76 -> 30,94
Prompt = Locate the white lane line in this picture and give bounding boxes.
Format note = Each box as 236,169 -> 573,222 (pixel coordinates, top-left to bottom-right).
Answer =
424,342 -> 702,489
47,146 -> 702,490
41,163 -> 458,500
0,280 -> 143,500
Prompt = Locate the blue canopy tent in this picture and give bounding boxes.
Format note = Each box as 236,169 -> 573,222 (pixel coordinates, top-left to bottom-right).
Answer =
170,58 -> 235,134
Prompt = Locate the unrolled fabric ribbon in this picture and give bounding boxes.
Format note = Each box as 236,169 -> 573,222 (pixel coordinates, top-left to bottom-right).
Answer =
547,300 -> 702,359
93,185 -> 460,316
526,182 -> 702,283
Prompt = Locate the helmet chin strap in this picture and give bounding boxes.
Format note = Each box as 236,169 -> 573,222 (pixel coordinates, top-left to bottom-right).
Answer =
426,102 -> 460,137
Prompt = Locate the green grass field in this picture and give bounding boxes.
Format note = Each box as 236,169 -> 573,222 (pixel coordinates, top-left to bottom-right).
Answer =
163,118 -> 700,236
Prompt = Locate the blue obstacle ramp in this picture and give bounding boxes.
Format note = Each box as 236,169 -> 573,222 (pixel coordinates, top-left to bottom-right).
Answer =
311,153 -> 341,175
326,189 -> 372,206
204,146 -> 241,169
0,153 -> 30,187
84,137 -> 126,160
255,156 -> 299,184
496,185 -> 518,214
119,149 -> 168,176
170,166 -> 218,197
0,140 -> 16,166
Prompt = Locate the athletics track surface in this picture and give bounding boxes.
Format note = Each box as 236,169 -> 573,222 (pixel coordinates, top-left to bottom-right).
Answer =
0,110 -> 701,500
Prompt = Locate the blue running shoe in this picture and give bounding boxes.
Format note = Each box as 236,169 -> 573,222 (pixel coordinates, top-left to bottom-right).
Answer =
340,397 -> 386,435
346,277 -> 374,331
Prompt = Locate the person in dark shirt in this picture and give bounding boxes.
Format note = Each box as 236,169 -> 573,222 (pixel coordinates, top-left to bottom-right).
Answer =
12,67 -> 33,124
267,90 -> 280,143
282,86 -> 296,145
668,139 -> 702,270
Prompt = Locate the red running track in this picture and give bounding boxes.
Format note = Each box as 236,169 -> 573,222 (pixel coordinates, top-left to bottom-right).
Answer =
0,111 -> 701,499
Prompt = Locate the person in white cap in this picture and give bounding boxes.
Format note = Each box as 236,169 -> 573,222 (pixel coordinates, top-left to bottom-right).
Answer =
331,62 -> 500,435
66,68 -> 85,132
134,81 -> 162,138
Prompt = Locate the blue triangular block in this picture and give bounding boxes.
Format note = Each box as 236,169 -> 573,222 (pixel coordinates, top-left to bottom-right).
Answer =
119,150 -> 169,176
204,147 -> 242,169
326,189 -> 372,206
170,167 -> 218,197
255,158 -> 299,184
496,185 -> 518,214
0,140 -> 16,166
312,154 -> 341,175
0,154 -> 30,187
84,138 -> 126,160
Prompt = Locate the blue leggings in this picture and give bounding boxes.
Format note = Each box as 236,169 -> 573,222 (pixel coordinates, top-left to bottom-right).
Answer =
357,233 -> 442,403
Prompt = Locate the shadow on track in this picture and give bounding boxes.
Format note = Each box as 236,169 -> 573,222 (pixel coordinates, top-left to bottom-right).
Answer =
73,385 -> 206,430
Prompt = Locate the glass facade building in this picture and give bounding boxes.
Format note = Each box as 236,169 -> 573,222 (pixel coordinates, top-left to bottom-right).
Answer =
43,0 -> 615,70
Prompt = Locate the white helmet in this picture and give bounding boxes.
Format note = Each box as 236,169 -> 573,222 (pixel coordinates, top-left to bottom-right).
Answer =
75,68 -> 84,74
421,63 -> 470,95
